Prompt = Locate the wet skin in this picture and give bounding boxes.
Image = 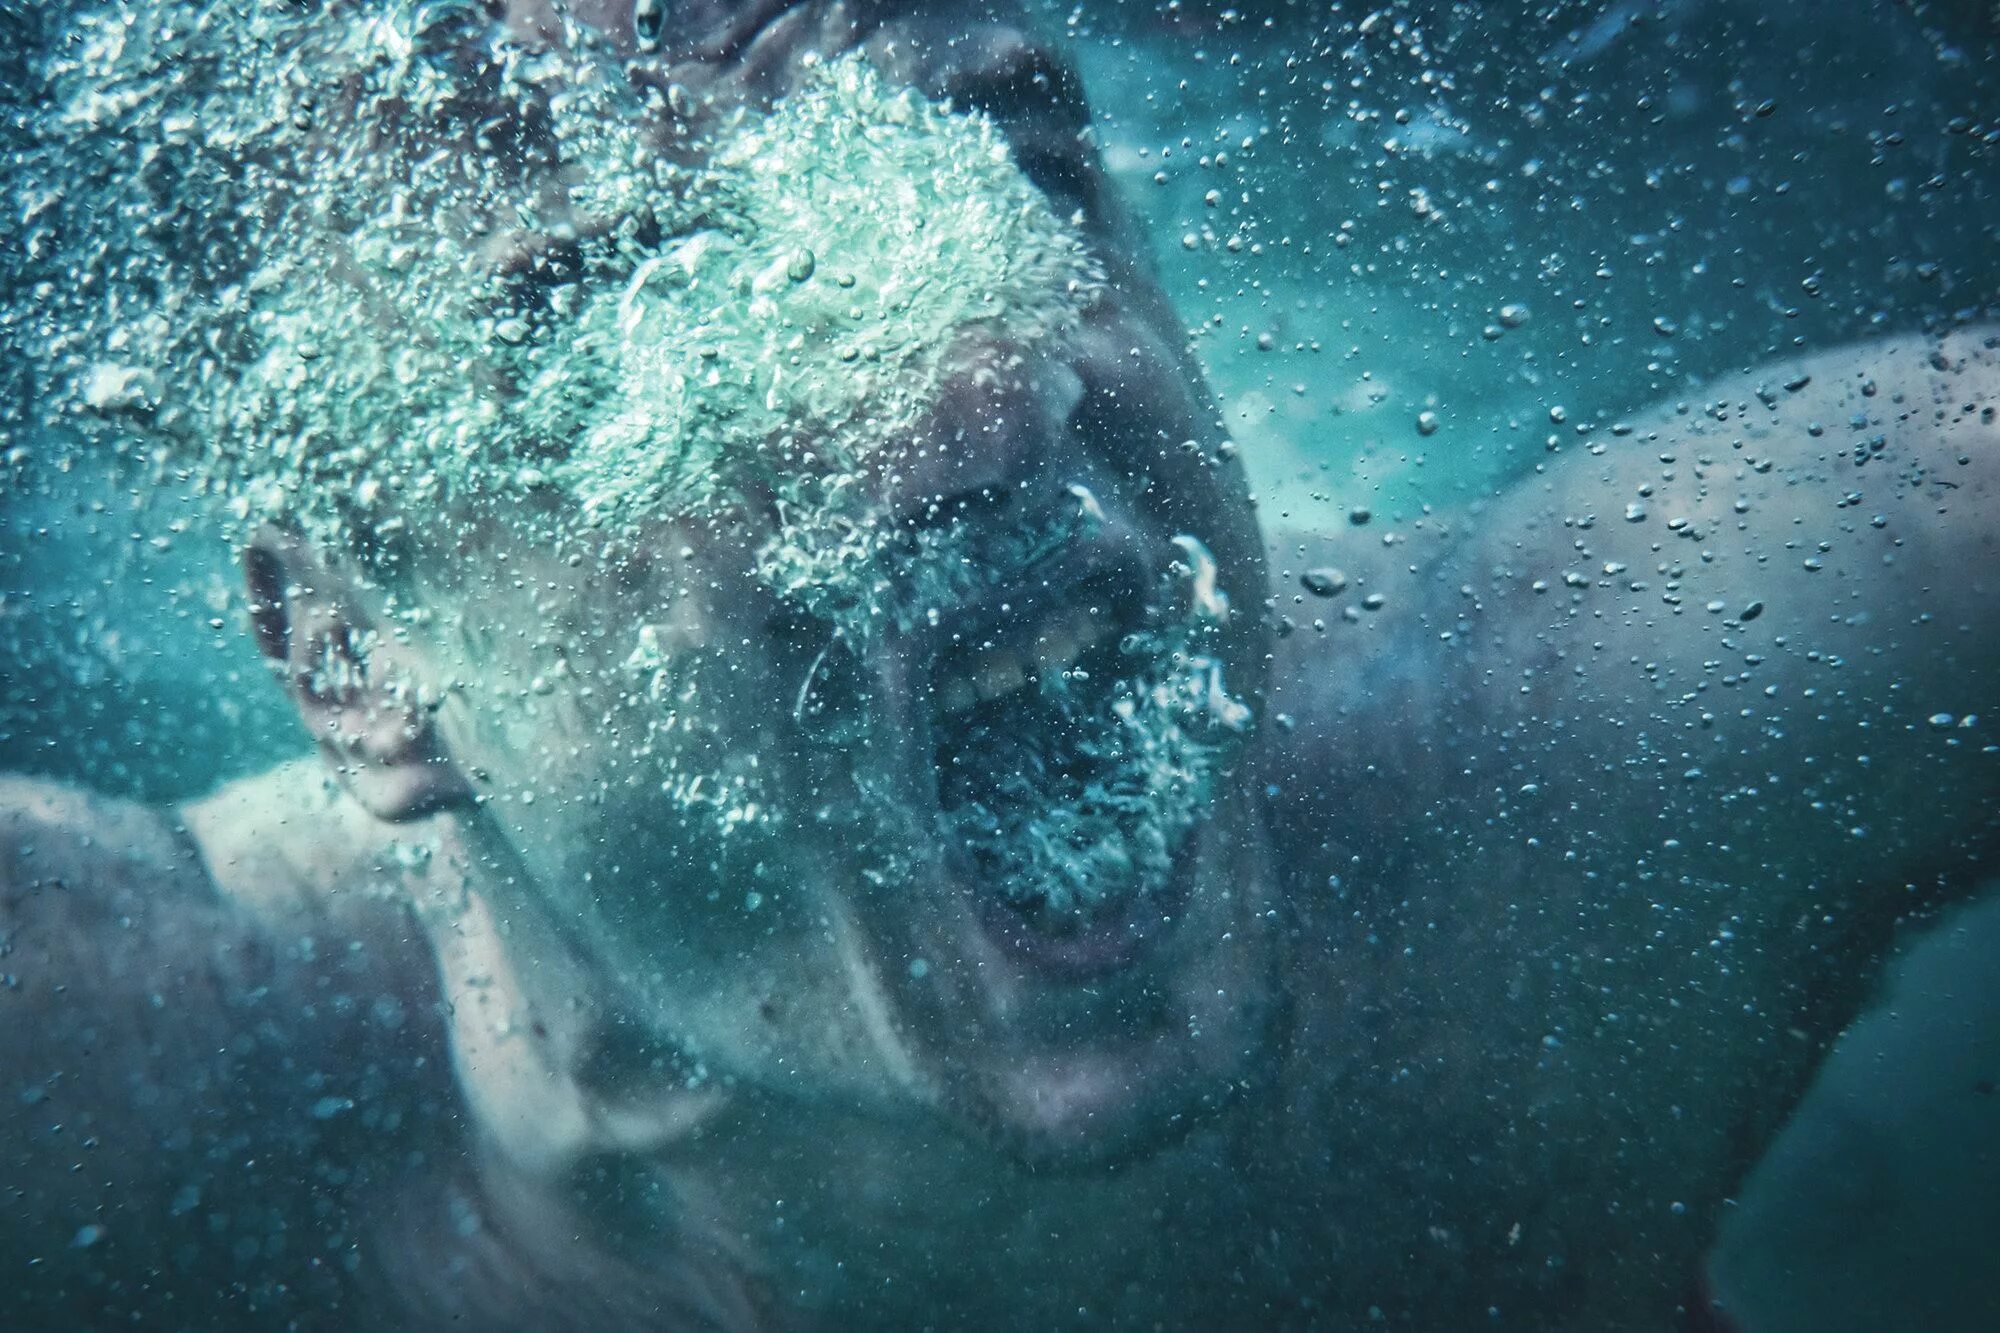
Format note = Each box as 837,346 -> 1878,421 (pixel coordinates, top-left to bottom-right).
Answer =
4,4 -> 2000,1329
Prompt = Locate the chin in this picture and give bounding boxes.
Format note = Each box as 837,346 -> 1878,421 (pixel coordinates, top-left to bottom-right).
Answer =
941,796 -> 1281,1169
857,682 -> 1284,1168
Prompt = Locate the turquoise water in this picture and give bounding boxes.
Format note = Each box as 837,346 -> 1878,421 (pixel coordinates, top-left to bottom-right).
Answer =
2,4 -> 1998,1329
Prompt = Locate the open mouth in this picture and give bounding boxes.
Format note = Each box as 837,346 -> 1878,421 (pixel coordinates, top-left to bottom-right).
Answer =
753,466 -> 1255,981
924,553 -> 1247,973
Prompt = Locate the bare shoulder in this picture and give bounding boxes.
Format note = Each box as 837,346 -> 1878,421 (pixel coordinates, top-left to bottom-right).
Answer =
1263,322 -> 2000,882
1,771 -> 194,858
1,771 -> 755,1328
0,765 -> 432,1019
0,770 -> 469,1326
178,756 -> 422,928
0,762 -> 401,935
0,773 -> 247,1070
1461,324 -> 2000,575
0,772 -> 214,923
1267,324 -> 2000,733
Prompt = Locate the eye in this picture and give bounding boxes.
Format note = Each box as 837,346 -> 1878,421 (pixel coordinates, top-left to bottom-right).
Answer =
1011,144 -> 1101,225
936,36 -> 1102,222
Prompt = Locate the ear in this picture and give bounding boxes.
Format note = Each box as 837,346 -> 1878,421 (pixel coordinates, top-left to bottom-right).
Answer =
244,527 -> 470,821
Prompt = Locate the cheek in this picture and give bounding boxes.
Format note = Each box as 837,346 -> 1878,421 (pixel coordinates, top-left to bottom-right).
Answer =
434,631 -> 787,912
411,575 -> 685,788
541,595 -> 797,823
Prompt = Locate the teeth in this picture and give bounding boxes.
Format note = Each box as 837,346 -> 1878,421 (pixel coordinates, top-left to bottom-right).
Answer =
936,604 -> 1113,714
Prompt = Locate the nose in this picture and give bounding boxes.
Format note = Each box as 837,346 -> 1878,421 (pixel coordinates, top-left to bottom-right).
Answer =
884,340 -> 1085,525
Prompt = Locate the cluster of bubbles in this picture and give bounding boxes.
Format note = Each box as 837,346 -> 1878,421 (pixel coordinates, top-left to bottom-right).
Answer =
8,1 -> 1100,590
939,531 -> 1252,918
951,619 -> 1246,918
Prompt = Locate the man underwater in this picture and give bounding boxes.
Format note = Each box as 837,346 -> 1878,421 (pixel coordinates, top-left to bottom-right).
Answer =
3,1 -> 1998,1329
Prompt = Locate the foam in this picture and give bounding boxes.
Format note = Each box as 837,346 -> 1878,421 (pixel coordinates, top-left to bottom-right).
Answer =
959,626 -> 1244,916
12,3 -> 1101,564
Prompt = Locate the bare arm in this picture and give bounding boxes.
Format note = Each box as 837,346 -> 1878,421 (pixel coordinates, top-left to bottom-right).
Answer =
1,774 -> 766,1330
1263,327 -> 2000,1327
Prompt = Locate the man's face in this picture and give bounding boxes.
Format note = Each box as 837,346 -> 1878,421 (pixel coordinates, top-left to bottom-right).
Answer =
411,1 -> 1280,1160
